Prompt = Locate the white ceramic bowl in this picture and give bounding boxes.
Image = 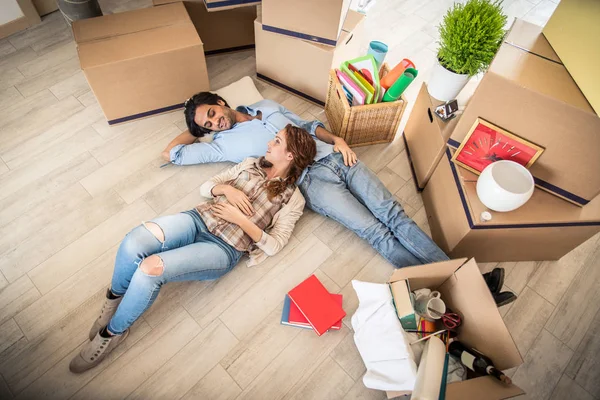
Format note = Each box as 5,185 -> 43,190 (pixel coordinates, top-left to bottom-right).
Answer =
476,160 -> 535,212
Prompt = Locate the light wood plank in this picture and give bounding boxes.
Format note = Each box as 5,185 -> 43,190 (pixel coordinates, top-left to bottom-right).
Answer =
13,246 -> 119,340
0,68 -> 25,92
219,235 -> 332,339
80,125 -> 179,197
16,41 -> 76,77
0,276 -> 41,326
0,39 -> 16,58
0,48 -> 37,75
319,234 -> 378,288
503,286 -> 555,356
128,319 -> 238,400
0,319 -> 24,355
14,318 -> 151,400
0,190 -> 125,283
312,216 -> 355,252
113,159 -> 182,204
330,330 -> 367,381
565,308 -> 600,397
528,233 -> 600,305
48,70 -> 89,100
184,236 -> 300,329
504,261 -> 540,295
7,12 -> 68,51
142,162 -> 228,214
29,199 -> 156,294
549,375 -> 595,400
512,329 -> 574,400
0,86 -> 24,110
545,245 -> 600,350
76,90 -> 97,107
15,57 -> 81,98
522,0 -> 559,26
182,365 -> 242,400
72,306 -> 201,400
395,178 -> 424,211
220,305 -> 301,389
377,167 -> 407,195
291,208 -> 328,241
385,149 -> 413,182
0,374 -> 12,399
287,356 -> 355,400
0,289 -> 106,394
0,154 -> 100,228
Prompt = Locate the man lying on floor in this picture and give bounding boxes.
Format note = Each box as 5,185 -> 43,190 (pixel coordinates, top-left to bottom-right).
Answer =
162,92 -> 447,269
161,92 -> 516,307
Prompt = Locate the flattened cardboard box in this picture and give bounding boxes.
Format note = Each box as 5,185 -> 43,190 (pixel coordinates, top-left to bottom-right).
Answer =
386,258 -> 524,400
403,83 -> 462,190
262,0 -> 351,46
255,10 -> 364,105
544,0 -> 600,116
153,0 -> 256,54
204,0 -> 260,11
419,146 -> 600,262
448,19 -> 600,206
73,3 -> 209,124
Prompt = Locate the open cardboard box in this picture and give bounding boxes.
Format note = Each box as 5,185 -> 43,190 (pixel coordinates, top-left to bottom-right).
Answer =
386,258 -> 524,400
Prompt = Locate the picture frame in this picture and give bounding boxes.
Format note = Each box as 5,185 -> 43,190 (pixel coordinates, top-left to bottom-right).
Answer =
451,118 -> 545,175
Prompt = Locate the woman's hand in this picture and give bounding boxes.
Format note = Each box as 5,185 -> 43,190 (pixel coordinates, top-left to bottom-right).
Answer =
333,137 -> 357,167
212,203 -> 248,225
213,185 -> 254,216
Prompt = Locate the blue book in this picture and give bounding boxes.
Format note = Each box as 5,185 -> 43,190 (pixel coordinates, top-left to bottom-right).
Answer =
280,295 -> 312,329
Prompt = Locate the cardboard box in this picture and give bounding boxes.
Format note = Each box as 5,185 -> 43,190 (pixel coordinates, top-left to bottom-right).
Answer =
403,83 -> 462,190
386,258 -> 524,400
32,0 -> 58,16
448,19 -> 600,206
255,10 -> 364,105
73,3 -> 209,125
204,0 -> 260,11
419,146 -> 600,262
262,0 -> 351,46
543,0 -> 600,116
152,0 -> 256,54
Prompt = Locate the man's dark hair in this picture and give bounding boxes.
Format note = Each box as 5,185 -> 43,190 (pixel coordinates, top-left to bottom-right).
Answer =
184,92 -> 230,138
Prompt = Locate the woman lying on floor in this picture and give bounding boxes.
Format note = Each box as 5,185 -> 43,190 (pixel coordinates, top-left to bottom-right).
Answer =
70,124 -> 317,373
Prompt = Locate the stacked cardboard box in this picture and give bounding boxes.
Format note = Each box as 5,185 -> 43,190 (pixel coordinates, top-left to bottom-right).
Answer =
153,0 -> 257,54
73,3 -> 209,124
402,18 -> 600,261
256,0 -> 365,105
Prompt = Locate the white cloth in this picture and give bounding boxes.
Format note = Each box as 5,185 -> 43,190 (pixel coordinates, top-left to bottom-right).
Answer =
351,280 -> 418,391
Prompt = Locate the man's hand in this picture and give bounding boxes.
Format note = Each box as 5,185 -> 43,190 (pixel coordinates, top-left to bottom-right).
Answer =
212,203 -> 247,225
333,137 -> 358,167
218,186 -> 254,216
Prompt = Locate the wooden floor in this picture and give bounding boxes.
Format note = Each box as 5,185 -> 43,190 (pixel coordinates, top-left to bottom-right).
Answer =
0,0 -> 598,399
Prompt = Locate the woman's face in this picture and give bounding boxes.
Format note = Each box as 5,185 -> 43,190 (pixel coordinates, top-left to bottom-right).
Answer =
265,129 -> 293,165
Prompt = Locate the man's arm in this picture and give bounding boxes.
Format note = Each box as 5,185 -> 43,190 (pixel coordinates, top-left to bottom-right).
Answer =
161,131 -> 197,161
315,126 -> 357,167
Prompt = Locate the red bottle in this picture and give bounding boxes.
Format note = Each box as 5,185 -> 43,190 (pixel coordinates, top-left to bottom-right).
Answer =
381,58 -> 415,89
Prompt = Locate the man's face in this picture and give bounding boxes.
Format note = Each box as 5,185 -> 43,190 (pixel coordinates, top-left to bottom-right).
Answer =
194,100 -> 235,132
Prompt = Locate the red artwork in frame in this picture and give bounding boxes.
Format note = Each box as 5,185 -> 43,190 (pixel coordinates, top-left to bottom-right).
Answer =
451,118 -> 544,175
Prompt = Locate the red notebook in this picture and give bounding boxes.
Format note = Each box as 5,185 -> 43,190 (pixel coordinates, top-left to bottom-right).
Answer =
287,275 -> 346,336
289,293 -> 343,330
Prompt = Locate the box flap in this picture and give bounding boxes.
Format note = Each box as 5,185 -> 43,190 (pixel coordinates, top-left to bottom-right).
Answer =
73,2 -> 191,43
388,259 -> 468,290
504,19 -> 560,63
438,259 -> 523,370
78,24 -> 202,69
446,376 -> 524,400
488,43 -> 594,113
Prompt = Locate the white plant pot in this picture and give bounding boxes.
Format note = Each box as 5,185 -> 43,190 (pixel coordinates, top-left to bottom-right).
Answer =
427,60 -> 470,101
476,161 -> 535,212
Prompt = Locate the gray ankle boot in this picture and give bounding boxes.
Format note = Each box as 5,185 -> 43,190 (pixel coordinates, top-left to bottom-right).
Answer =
89,289 -> 122,341
70,328 -> 129,373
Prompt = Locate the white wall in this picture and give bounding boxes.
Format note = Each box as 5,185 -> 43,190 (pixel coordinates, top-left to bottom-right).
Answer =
0,0 -> 26,25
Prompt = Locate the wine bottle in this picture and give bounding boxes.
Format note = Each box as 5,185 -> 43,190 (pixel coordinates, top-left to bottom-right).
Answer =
448,341 -> 512,385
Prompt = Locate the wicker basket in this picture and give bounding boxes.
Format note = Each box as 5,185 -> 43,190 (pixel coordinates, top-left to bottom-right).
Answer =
325,64 -> 407,147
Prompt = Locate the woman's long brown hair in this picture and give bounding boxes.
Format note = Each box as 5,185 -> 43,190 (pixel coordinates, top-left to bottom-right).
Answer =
261,124 -> 317,199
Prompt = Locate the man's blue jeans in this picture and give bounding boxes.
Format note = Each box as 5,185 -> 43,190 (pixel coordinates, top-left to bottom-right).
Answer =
298,153 -> 449,268
108,210 -> 243,334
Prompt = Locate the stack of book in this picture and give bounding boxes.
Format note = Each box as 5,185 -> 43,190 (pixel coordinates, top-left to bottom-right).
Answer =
281,274 -> 346,335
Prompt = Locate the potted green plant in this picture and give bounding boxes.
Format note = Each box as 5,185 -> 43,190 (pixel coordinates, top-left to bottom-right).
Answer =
428,0 -> 507,101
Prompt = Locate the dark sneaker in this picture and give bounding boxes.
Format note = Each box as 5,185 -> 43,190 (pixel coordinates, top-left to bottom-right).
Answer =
70,328 -> 129,373
89,289 -> 122,341
483,268 -> 505,295
494,291 -> 517,307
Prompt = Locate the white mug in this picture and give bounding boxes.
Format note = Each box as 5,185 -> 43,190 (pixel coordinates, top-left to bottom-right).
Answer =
414,290 -> 446,320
